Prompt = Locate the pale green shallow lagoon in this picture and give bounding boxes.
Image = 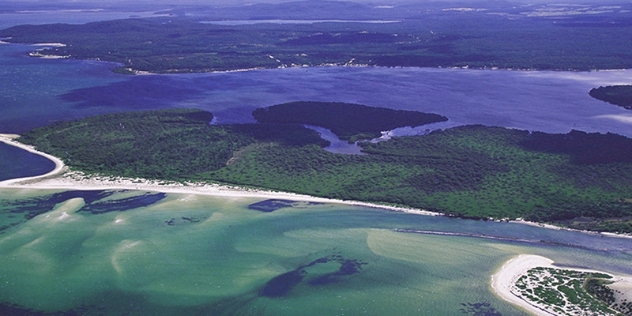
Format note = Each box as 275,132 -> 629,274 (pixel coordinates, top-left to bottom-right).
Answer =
1,189 -> 631,315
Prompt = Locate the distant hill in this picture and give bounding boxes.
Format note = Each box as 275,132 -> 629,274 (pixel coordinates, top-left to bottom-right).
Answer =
3,7 -> 632,73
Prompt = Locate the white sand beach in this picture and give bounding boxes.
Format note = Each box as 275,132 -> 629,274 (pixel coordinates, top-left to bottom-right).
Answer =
28,51 -> 70,59
609,276 -> 632,307
4,134 -> 632,315
492,254 -> 632,316
491,254 -> 556,316
0,133 -> 440,216
509,218 -> 632,240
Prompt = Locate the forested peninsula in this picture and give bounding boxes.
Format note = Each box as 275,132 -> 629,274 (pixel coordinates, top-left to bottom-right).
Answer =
19,105 -> 632,233
2,12 -> 632,73
253,102 -> 448,142
589,85 -> 632,110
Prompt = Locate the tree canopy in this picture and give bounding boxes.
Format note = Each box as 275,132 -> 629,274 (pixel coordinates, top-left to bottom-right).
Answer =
252,101 -> 448,142
19,107 -> 632,233
589,85 -> 632,110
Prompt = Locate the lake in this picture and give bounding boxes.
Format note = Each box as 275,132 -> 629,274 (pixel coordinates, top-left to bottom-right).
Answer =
1,13 -> 632,316
1,43 -> 631,137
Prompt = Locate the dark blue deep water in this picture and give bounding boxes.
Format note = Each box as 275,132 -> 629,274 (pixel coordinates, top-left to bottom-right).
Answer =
0,142 -> 55,181
2,40 -> 632,136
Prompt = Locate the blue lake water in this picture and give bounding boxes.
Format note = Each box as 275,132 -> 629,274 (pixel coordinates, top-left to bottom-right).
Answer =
0,44 -> 126,133
2,40 -> 631,180
0,142 -> 55,181
1,13 -> 632,315
2,42 -> 631,136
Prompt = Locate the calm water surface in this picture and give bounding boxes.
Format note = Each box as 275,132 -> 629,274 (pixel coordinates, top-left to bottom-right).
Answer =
0,189 -> 631,315
3,42 -> 632,178
0,142 -> 55,181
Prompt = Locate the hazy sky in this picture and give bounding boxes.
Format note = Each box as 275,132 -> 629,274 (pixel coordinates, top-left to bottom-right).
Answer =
1,0 -> 614,6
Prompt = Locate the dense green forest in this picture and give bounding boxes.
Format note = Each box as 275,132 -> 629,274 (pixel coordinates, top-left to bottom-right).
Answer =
19,109 -> 328,179
20,108 -> 632,233
589,85 -> 632,110
2,10 -> 632,73
252,102 -> 447,142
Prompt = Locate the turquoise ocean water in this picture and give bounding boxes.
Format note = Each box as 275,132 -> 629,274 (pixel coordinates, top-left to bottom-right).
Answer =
1,188 -> 631,315
1,11 -> 632,316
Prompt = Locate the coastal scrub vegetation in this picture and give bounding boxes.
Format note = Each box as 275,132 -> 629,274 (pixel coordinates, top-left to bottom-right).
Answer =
19,107 -> 632,233
513,267 -> 622,315
252,101 -> 448,142
589,85 -> 632,110
2,11 -> 632,73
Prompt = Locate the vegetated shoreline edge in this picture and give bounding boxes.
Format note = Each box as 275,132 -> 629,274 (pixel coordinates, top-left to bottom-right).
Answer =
0,133 -> 440,216
4,40 -> 632,74
1,133 -> 630,241
491,254 -> 632,316
5,132 -> 632,314
492,254 -> 559,316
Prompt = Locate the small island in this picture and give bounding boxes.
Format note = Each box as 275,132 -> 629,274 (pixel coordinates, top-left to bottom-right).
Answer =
492,255 -> 632,316
15,104 -> 632,233
252,101 -> 448,142
589,85 -> 632,110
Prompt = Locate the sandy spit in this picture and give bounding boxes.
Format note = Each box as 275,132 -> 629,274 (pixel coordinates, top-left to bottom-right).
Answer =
491,254 -> 556,316
491,254 -> 632,316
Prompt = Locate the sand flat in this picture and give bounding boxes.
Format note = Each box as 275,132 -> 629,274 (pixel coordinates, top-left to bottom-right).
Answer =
491,254 -> 555,316
492,254 -> 632,316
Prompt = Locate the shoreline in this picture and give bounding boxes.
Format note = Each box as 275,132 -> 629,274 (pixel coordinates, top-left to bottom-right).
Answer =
2,170 -> 442,216
491,254 -> 556,316
128,63 -> 632,76
509,218 -> 632,240
2,133 -> 632,240
5,135 -> 632,314
0,134 -> 65,185
491,254 -> 632,316
0,133 -> 440,216
28,51 -> 70,59
1,39 -> 630,73
31,42 -> 66,47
